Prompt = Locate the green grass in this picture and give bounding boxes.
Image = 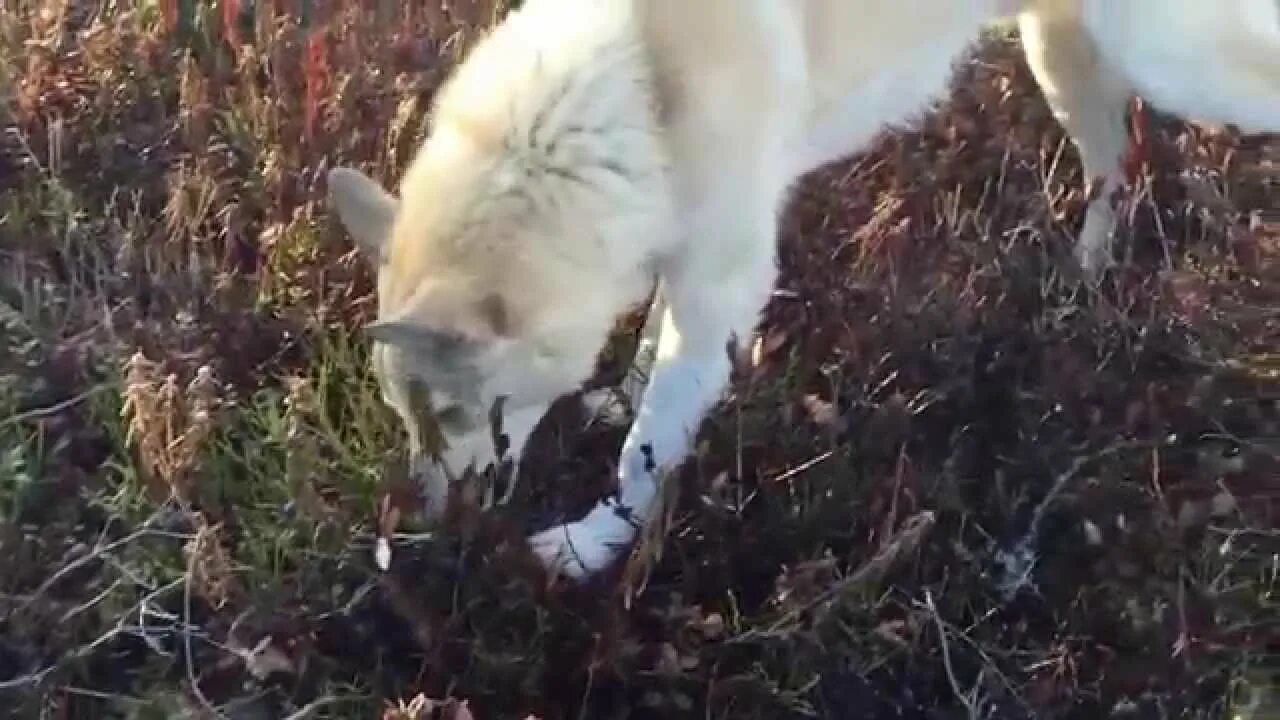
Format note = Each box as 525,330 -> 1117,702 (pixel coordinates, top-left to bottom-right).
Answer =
1,1 -> 1278,719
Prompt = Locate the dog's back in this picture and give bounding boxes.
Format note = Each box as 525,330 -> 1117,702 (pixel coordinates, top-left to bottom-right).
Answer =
1080,0 -> 1280,133
796,0 -> 1007,174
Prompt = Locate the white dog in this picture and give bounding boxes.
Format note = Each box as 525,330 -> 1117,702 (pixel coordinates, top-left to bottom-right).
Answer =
328,0 -> 1280,580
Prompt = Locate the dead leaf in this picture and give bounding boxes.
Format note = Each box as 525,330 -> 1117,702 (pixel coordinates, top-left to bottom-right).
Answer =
241,635 -> 297,680
295,480 -> 335,522
1176,500 -> 1209,531
1210,491 -> 1237,518
758,328 -> 790,362
873,619 -> 911,650
802,394 -> 842,430
382,693 -> 432,720
448,699 -> 476,720
699,612 -> 725,639
655,642 -> 682,675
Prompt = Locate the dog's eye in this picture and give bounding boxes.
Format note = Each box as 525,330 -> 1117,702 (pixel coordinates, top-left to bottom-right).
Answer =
435,405 -> 470,430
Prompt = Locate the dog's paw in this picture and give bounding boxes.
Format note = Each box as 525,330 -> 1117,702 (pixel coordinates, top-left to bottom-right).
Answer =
528,505 -> 638,580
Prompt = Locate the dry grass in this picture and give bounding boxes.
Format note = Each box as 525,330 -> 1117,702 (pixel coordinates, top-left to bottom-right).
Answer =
1,1 -> 1277,718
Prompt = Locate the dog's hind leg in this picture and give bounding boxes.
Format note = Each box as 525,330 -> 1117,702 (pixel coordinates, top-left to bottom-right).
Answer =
1019,1 -> 1135,280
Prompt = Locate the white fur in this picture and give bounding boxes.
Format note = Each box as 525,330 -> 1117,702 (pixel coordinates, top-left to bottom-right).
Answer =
328,0 -> 1280,580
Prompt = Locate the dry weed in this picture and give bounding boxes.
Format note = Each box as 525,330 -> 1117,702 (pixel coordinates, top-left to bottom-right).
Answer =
120,351 -> 222,504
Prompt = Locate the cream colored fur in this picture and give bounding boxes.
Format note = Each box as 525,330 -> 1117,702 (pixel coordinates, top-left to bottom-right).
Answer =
328,0 -> 1280,580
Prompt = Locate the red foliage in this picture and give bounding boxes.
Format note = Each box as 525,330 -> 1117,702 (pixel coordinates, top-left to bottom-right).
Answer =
160,0 -> 179,34
303,29 -> 330,142
220,0 -> 241,52
1122,96 -> 1149,184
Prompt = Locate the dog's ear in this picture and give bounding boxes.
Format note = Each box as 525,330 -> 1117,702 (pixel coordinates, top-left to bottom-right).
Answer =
328,167 -> 397,262
365,320 -> 477,373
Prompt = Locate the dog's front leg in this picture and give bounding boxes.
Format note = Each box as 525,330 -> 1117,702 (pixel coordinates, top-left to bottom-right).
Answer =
529,185 -> 784,581
528,298 -> 738,579
529,0 -> 804,580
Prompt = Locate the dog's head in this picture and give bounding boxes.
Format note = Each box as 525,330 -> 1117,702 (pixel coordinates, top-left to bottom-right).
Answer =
327,162 -> 636,515
326,0 -> 672,515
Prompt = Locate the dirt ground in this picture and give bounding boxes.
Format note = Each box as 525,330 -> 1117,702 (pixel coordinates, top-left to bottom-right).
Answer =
1,2 -> 1277,719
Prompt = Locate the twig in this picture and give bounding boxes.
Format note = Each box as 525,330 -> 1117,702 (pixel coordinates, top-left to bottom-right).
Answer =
184,525 -> 226,719
58,578 -> 126,624
0,578 -> 185,692
924,590 -> 985,719
735,510 -> 936,640
0,385 -> 110,430
926,607 -> 1033,716
815,511 -> 935,626
282,695 -> 351,720
57,686 -> 145,705
16,525 -> 192,614
995,440 -> 1146,599
769,450 -> 836,485
1028,440 -> 1143,540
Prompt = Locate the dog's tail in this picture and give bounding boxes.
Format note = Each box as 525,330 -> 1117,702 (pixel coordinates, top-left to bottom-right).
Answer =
1085,0 -> 1280,134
